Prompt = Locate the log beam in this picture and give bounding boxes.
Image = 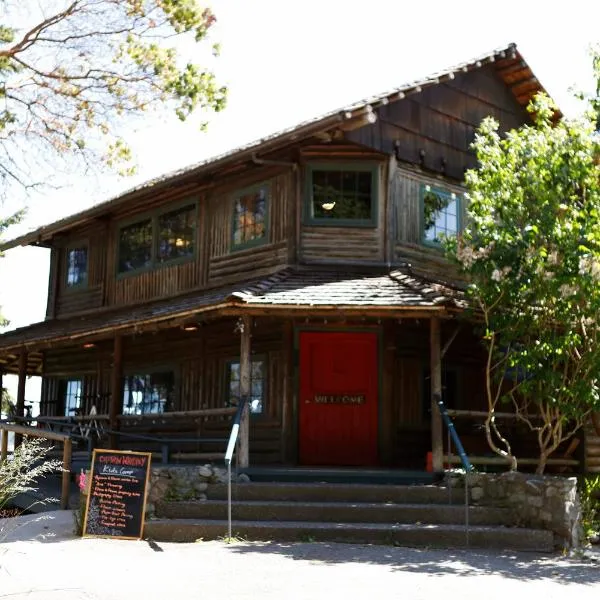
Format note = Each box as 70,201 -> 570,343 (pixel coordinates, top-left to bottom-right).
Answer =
238,315 -> 252,468
430,317 -> 444,472
14,351 -> 27,448
109,335 -> 123,449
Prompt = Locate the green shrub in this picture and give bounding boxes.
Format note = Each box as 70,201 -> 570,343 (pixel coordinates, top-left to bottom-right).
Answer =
579,475 -> 600,542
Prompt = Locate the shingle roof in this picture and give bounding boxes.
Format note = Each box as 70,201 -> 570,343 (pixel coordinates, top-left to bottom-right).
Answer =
235,268 -> 464,308
1,42 -> 553,251
0,267 -> 464,360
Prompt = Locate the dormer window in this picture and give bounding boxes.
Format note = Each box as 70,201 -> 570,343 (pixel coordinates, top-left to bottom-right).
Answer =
422,184 -> 461,245
306,163 -> 378,227
232,184 -> 269,250
66,247 -> 88,287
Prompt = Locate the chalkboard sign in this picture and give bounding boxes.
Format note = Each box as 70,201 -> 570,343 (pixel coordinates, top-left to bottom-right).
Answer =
82,449 -> 152,540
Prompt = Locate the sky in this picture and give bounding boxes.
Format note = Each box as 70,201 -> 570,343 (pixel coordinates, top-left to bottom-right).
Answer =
1,0 -> 599,402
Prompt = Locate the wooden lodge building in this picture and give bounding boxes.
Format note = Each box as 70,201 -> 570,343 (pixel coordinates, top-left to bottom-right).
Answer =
1,43 -> 596,474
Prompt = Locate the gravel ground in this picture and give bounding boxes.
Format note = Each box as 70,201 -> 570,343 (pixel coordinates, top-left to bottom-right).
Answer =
1,511 -> 599,600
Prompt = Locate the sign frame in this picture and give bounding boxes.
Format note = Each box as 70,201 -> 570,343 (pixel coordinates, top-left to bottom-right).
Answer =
82,448 -> 152,541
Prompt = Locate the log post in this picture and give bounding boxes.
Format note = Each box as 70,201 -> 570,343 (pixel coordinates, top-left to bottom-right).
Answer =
430,317 -> 444,473
61,438 -> 72,510
0,428 -> 7,463
238,315 -> 252,468
109,335 -> 123,449
14,350 -> 27,448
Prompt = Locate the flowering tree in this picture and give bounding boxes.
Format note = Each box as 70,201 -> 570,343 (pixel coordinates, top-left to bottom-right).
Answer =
447,94 -> 600,474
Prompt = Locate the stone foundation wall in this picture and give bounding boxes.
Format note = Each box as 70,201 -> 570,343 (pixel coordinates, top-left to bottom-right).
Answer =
146,465 -> 247,517
449,472 -> 581,549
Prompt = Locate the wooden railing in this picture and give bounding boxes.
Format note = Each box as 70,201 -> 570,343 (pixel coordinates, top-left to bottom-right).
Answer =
0,423 -> 72,510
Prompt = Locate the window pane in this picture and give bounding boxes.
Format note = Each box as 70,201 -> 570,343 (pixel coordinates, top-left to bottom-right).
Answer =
118,219 -> 153,273
66,248 -> 88,287
227,359 -> 264,414
158,205 -> 196,263
312,168 -> 373,221
122,371 -> 174,415
423,188 -> 458,242
233,187 -> 268,247
64,379 -> 82,416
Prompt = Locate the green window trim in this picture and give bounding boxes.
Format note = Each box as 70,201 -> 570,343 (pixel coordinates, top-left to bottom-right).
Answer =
420,183 -> 462,248
304,162 -> 379,228
116,200 -> 198,278
64,245 -> 89,291
230,182 -> 270,252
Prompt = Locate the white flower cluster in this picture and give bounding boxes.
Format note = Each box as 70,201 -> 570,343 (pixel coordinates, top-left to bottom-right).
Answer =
559,283 -> 578,298
457,243 -> 493,268
578,255 -> 600,281
491,266 -> 512,282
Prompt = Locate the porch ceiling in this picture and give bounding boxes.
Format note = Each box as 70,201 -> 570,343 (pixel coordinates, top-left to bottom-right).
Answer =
0,266 -> 464,368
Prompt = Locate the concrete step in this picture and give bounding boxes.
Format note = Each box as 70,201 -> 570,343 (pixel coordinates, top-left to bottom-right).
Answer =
207,482 -> 464,504
156,499 -> 511,526
144,519 -> 554,552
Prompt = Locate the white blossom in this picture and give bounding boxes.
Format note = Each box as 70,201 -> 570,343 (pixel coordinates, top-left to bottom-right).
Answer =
559,283 -> 578,298
491,269 -> 503,282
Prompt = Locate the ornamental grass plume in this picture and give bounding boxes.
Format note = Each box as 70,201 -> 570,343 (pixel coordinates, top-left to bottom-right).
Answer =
0,436 -> 62,510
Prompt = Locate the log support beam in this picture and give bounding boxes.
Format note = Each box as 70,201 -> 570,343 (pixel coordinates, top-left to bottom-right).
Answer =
238,315 -> 252,468
14,351 -> 27,448
109,335 -> 123,449
430,317 -> 444,473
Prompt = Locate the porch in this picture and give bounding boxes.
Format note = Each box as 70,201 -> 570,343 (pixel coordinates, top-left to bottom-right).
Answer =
0,266 -> 586,484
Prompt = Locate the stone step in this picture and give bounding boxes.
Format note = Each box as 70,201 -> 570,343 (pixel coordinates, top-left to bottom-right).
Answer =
207,482 -> 464,504
238,467 -> 437,486
156,499 -> 511,526
144,519 -> 554,552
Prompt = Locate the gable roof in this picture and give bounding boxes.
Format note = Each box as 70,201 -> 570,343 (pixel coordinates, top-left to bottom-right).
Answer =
1,42 -> 553,252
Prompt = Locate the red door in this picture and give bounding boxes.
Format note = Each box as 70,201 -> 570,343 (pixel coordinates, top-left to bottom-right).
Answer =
299,332 -> 379,466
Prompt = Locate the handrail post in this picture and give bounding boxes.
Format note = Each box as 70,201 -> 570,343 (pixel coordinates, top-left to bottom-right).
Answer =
0,427 -> 7,463
61,438 -> 72,510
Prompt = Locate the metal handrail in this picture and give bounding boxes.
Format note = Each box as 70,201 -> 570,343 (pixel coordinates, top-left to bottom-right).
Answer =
224,395 -> 248,539
434,393 -> 472,547
434,395 -> 472,472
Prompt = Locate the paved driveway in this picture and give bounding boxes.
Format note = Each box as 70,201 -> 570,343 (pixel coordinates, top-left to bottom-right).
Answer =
1,511 -> 599,600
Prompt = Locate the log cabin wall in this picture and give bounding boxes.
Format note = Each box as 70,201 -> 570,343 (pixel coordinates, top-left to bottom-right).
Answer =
50,167 -> 295,316
298,145 -> 388,264
347,64 -> 528,181
389,166 -> 469,281
40,317 -> 287,463
390,319 -> 487,468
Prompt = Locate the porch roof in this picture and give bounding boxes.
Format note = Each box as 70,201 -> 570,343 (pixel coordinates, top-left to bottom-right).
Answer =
0,267 -> 464,374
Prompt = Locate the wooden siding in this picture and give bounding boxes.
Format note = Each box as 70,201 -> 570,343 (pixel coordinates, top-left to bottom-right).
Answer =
390,167 -> 467,280
41,317 -> 287,464
347,64 -> 528,181
299,160 -> 387,263
207,170 -> 294,285
49,168 -> 294,315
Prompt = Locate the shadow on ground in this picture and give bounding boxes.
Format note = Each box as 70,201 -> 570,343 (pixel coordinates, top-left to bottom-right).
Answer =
226,541 -> 600,585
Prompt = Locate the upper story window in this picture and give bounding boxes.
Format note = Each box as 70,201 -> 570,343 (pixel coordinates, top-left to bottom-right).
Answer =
66,247 -> 88,287
306,163 -> 378,227
158,205 -> 196,263
232,184 -> 268,250
117,203 -> 196,275
422,184 -> 460,245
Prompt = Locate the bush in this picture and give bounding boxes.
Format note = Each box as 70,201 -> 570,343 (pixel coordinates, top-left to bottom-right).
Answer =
579,475 -> 600,543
